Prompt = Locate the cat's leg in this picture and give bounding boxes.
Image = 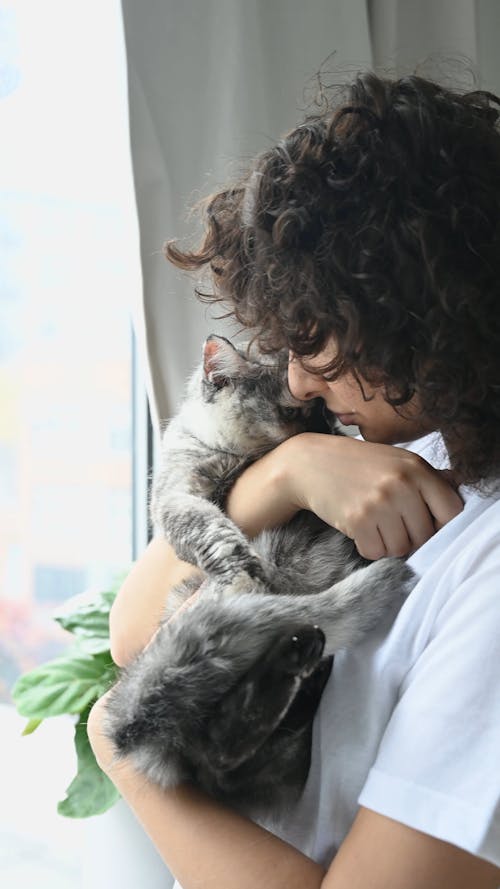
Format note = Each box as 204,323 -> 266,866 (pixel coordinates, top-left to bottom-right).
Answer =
155,492 -> 268,590
104,558 -> 413,810
181,559 -> 413,795
221,557 -> 415,656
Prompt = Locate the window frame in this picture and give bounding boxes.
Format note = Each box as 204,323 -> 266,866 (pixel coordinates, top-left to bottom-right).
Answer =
131,322 -> 154,558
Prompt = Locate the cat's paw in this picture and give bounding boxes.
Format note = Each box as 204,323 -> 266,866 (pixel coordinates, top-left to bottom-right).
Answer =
373,558 -> 417,598
355,557 -> 416,622
219,571 -> 267,597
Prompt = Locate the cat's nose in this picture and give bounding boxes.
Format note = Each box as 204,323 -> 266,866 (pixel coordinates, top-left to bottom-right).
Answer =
281,626 -> 325,674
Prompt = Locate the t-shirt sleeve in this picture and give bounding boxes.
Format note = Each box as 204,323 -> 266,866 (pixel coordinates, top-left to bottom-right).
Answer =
358,566 -> 500,867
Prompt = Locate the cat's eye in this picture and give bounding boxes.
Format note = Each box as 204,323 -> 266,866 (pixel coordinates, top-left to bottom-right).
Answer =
209,373 -> 230,390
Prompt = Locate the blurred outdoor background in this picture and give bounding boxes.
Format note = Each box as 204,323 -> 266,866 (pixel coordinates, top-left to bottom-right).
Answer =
1,3 -> 144,887
0,1 -> 139,700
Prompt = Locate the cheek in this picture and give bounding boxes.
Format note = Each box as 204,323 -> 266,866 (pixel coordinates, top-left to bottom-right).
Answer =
287,364 -> 299,398
287,361 -> 297,386
326,375 -> 371,406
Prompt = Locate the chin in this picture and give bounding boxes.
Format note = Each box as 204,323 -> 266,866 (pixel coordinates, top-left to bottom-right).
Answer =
357,424 -> 374,442
365,425 -> 432,446
358,426 -> 398,445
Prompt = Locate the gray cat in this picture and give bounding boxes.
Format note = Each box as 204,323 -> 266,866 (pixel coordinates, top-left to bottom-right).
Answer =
104,335 -> 413,817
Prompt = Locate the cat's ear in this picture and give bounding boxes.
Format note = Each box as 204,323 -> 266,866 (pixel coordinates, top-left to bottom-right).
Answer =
203,335 -> 247,387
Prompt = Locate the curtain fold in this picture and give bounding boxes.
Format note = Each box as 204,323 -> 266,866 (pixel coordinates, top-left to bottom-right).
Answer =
368,0 -> 500,92
368,0 -> 477,74
120,0 -> 372,432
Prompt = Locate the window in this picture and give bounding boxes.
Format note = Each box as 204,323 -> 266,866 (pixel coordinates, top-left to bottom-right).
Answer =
0,2 -> 141,697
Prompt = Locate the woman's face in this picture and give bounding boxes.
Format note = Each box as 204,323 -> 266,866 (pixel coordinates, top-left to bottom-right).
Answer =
288,342 -> 436,445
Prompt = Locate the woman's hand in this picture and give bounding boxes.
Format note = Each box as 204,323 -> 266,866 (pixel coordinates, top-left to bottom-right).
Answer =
227,433 -> 463,560
283,433 -> 463,559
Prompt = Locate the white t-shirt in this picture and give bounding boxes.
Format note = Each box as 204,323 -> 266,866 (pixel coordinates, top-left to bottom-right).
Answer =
260,431 -> 500,869
172,432 -> 500,888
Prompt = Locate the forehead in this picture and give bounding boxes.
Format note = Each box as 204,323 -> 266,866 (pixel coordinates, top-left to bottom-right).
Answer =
291,338 -> 340,371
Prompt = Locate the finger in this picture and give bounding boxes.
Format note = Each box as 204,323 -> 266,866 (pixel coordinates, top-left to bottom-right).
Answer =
376,513 -> 413,558
354,524 -> 388,561
401,496 -> 438,552
355,494 -> 413,558
419,473 -> 464,531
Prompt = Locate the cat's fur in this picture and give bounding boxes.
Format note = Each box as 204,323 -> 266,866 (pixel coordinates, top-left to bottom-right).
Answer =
105,335 -> 414,817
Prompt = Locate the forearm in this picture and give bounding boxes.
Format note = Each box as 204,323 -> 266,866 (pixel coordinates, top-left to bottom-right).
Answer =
94,739 -> 326,889
109,537 -> 202,666
228,431 -> 463,559
89,691 -> 499,889
225,435 -> 301,537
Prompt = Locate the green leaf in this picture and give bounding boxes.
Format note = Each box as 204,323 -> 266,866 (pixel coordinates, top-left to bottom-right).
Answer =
22,717 -> 43,735
53,588 -> 117,640
74,636 -> 113,655
52,570 -> 129,639
12,651 -> 117,719
58,709 -> 120,818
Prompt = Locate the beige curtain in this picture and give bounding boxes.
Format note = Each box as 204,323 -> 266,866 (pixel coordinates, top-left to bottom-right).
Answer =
369,0 -> 500,87
120,0 -> 372,432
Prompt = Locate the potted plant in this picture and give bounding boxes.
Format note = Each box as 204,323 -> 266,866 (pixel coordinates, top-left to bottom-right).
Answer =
11,575 -> 125,818
11,572 -> 176,888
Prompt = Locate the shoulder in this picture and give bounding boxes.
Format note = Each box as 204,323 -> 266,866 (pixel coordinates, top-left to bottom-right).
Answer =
358,480 -> 500,867
407,486 -> 500,593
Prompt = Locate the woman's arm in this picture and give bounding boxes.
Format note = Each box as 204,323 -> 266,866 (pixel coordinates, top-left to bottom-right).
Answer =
109,539 -> 202,667
87,697 -> 499,889
227,432 -> 463,559
99,439 -> 491,888
87,698 -> 325,889
111,433 -> 462,664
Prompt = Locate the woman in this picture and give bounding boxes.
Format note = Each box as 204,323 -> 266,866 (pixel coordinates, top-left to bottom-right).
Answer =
88,72 -> 500,888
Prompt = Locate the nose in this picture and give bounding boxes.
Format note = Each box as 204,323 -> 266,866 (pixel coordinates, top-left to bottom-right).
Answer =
288,358 -> 328,401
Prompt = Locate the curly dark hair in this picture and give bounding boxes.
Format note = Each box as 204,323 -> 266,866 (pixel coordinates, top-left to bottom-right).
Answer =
165,72 -> 500,486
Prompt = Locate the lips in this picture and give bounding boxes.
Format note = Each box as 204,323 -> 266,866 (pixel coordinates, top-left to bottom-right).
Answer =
335,413 -> 358,426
